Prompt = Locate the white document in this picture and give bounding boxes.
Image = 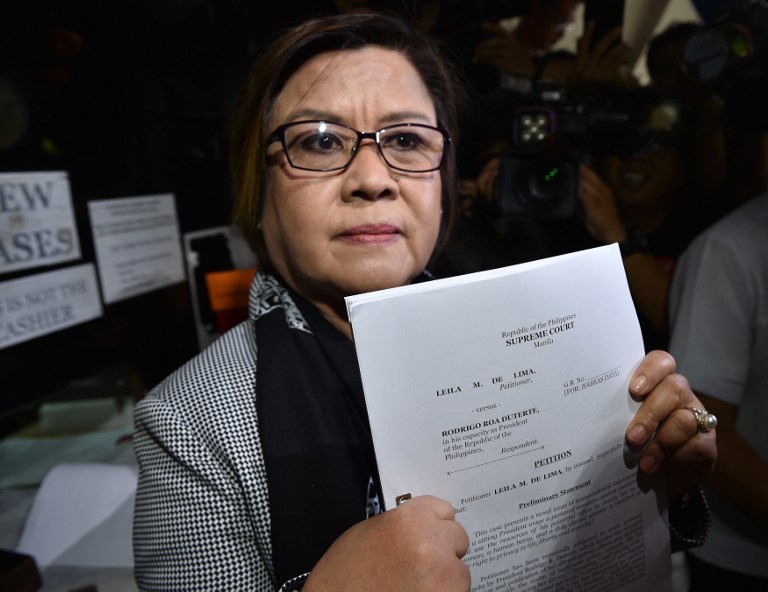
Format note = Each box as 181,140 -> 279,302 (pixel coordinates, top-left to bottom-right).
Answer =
346,244 -> 671,592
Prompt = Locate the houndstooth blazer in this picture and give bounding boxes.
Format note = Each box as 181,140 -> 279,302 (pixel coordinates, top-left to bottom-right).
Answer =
133,275 -> 309,592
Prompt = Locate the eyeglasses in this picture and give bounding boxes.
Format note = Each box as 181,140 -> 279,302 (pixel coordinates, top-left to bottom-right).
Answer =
267,120 -> 450,173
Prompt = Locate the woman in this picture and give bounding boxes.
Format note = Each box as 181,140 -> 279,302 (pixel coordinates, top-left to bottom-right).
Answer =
132,12 -> 716,592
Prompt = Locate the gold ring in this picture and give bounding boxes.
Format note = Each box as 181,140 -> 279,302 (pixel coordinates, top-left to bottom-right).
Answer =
687,407 -> 717,433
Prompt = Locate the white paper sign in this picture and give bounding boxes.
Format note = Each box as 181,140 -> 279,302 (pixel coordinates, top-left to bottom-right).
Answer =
88,194 -> 185,304
0,171 -> 81,275
0,263 -> 102,349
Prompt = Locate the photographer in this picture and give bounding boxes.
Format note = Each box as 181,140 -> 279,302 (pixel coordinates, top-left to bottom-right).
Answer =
432,0 -> 639,182
571,137 -> 711,352
438,80 -> 713,354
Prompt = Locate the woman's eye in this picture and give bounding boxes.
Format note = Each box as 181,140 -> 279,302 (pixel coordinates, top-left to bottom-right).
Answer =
386,133 -> 421,151
301,133 -> 342,153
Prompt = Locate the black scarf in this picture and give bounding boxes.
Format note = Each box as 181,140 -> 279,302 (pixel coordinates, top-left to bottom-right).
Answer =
255,275 -> 381,584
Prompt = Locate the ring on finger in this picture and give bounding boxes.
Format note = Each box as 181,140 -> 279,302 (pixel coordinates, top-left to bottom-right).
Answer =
686,407 -> 718,433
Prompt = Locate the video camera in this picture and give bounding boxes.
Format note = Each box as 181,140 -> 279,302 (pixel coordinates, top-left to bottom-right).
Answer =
495,83 -> 676,218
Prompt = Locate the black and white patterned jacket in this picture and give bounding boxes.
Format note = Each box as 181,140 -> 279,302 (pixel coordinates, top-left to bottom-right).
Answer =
133,274 -> 309,591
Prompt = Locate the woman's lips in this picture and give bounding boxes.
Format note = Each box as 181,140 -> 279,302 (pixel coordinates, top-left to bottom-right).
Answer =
338,224 -> 401,244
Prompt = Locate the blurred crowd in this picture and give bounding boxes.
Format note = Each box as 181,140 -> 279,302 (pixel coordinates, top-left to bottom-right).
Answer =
430,4 -> 768,589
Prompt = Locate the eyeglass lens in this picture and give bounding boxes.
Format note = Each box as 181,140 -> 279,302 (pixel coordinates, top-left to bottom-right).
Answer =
281,122 -> 445,172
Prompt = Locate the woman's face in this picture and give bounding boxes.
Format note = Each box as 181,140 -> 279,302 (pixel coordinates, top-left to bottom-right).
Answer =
262,47 -> 443,310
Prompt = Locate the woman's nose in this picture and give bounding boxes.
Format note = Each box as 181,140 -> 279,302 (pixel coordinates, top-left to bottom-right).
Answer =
342,142 -> 399,200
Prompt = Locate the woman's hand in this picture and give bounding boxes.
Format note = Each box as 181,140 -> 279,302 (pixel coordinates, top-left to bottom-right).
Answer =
625,350 -> 717,501
303,495 -> 470,591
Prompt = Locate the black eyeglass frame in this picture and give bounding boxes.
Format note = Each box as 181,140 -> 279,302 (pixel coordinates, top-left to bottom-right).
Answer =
266,119 -> 452,173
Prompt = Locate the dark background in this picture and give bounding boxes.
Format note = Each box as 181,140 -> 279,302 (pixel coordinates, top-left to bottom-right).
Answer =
0,0 -> 266,430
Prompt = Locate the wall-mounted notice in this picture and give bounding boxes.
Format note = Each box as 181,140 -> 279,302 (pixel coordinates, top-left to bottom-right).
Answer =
0,263 -> 103,349
88,194 -> 185,304
0,171 -> 81,275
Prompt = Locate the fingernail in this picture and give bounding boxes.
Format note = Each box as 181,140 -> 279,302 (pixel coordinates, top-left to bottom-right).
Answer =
631,375 -> 647,393
629,424 -> 647,445
640,453 -> 658,473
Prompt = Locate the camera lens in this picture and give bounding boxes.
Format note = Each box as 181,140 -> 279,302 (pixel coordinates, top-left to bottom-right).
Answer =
517,160 -> 566,210
496,152 -> 578,219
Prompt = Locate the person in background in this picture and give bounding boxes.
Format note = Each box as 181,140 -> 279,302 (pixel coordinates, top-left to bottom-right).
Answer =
431,0 -> 637,184
440,19 -> 723,354
437,90 -> 711,352
645,21 -> 728,220
646,15 -> 768,214
667,190 -> 768,591
469,0 -> 637,95
132,12 -> 716,591
434,0 -> 642,274
570,127 -> 714,352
